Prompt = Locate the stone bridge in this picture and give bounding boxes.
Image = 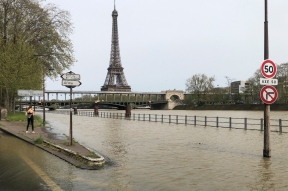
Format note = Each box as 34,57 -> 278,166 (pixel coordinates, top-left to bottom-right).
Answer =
150,90 -> 184,110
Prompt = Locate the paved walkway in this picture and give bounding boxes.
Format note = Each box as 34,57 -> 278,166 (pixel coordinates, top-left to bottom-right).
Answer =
0,120 -> 105,170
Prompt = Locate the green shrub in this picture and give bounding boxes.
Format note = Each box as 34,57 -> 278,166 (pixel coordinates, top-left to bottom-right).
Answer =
34,137 -> 43,144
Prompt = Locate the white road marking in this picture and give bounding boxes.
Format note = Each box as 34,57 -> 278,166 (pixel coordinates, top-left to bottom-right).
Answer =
21,155 -> 63,191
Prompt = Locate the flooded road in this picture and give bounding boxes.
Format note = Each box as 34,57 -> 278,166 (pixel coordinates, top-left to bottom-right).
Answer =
1,110 -> 288,190
0,132 -> 65,190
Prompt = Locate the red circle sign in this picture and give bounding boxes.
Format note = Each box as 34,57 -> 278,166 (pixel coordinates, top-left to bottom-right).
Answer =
261,59 -> 277,78
260,85 -> 278,104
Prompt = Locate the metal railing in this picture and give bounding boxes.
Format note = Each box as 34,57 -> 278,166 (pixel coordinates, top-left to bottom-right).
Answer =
48,110 -> 288,133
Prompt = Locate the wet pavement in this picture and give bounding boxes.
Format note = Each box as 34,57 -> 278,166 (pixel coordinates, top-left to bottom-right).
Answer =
0,120 -> 105,170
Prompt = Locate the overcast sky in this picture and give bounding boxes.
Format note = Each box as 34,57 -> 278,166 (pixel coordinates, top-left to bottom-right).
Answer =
43,0 -> 288,92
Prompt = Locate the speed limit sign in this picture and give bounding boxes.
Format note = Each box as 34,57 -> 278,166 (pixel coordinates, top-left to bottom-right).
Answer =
261,59 -> 277,79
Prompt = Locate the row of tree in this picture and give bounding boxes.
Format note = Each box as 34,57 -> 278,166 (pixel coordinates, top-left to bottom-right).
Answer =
0,0 -> 75,111
185,62 -> 288,105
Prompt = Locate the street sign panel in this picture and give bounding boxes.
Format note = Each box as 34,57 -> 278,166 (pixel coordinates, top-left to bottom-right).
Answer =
61,73 -> 80,80
260,85 -> 278,104
62,80 -> 82,87
261,59 -> 277,79
260,78 -> 278,85
18,90 -> 43,96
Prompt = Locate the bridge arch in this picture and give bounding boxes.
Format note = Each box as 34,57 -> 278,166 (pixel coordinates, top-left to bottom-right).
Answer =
165,90 -> 184,101
169,94 -> 180,100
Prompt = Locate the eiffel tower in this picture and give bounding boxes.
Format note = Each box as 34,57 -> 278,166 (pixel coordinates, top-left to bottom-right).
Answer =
101,3 -> 131,92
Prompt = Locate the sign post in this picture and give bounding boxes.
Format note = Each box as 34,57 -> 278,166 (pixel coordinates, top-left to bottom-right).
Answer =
61,71 -> 81,146
260,59 -> 277,158
262,0 -> 271,158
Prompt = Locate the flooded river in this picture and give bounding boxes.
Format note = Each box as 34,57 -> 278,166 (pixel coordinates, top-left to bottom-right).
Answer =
1,110 -> 288,190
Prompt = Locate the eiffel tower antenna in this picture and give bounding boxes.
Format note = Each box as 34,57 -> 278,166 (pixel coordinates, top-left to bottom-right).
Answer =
101,3 -> 131,92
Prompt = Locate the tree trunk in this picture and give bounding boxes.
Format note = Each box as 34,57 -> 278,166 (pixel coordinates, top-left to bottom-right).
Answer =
4,89 -> 9,111
12,95 -> 15,114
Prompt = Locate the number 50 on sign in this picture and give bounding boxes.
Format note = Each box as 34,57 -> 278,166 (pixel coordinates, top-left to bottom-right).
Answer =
261,59 -> 277,79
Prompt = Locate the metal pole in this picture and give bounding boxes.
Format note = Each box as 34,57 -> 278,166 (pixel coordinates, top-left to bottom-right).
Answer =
33,96 -> 35,111
263,104 -> 270,157
279,119 -> 282,133
261,118 -> 264,131
244,118 -> 247,130
263,0 -> 271,157
42,68 -> 45,126
69,87 -> 73,146
264,0 -> 269,60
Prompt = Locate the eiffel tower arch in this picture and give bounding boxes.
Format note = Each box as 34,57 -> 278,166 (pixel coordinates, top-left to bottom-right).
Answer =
101,5 -> 131,92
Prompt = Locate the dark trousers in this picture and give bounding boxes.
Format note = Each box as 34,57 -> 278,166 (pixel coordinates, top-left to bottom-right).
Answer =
27,116 -> 34,131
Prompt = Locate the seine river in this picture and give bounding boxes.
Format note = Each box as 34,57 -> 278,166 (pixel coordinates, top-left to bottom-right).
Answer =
1,109 -> 288,191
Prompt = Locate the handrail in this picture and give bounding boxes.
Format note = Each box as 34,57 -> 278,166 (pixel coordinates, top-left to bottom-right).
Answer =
47,110 -> 288,133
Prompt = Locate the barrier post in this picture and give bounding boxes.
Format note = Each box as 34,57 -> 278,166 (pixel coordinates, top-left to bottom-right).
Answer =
279,119 -> 282,133
261,118 -> 264,131
244,118 -> 247,130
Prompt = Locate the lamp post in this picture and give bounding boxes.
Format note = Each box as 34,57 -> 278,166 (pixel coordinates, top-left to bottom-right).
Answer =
263,0 -> 271,158
42,66 -> 54,126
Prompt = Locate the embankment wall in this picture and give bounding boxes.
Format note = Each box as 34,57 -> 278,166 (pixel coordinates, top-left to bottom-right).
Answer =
174,104 -> 288,111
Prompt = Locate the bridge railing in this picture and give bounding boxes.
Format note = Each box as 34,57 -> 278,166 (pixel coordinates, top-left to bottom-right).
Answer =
47,110 -> 288,133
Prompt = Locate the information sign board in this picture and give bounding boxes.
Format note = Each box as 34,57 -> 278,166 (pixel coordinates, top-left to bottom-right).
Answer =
18,90 -> 43,97
260,78 -> 278,85
61,74 -> 80,80
62,80 -> 82,86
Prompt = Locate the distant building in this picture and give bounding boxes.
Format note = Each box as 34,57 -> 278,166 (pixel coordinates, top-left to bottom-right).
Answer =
231,81 -> 246,94
244,82 -> 251,94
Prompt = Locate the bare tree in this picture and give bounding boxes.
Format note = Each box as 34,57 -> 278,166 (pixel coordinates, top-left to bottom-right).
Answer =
185,73 -> 215,104
246,69 -> 265,104
224,76 -> 236,100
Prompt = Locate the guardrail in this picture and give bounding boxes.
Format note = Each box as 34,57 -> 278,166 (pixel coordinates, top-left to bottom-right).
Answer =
48,110 -> 288,133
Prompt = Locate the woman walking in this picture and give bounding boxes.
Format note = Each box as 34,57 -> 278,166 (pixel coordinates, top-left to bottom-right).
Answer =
25,106 -> 35,134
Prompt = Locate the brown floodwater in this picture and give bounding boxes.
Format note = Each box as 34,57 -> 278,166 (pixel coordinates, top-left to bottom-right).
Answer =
1,110 -> 288,191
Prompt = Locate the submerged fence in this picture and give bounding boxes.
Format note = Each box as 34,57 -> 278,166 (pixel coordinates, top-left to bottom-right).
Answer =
48,110 -> 288,133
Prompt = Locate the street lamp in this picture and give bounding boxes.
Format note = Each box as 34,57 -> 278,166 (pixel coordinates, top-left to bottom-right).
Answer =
42,66 -> 54,126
